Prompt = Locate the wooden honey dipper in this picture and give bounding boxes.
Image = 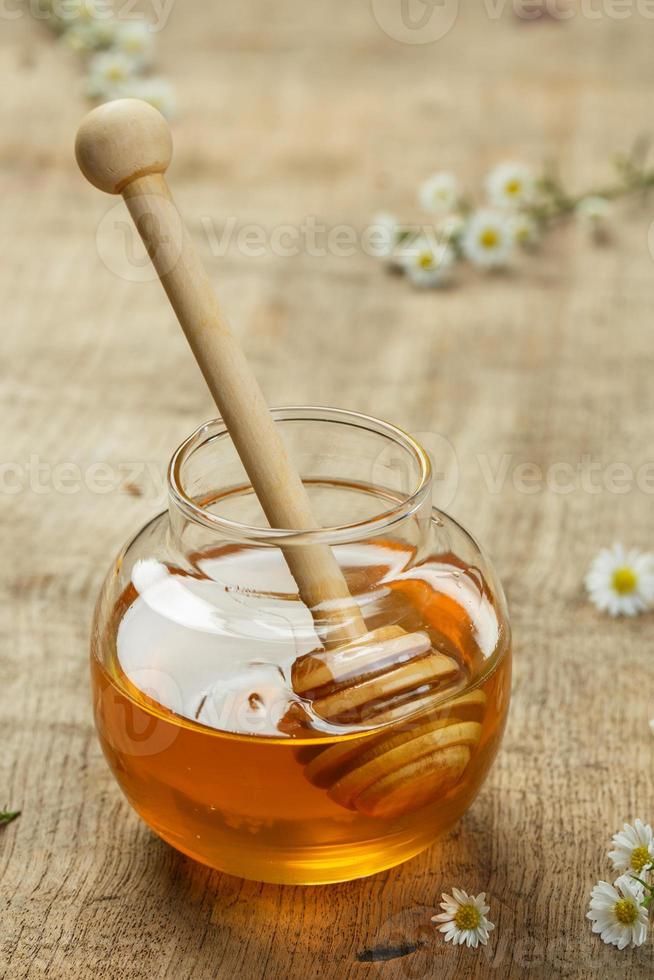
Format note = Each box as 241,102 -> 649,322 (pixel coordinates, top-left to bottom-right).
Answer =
75,99 -> 481,820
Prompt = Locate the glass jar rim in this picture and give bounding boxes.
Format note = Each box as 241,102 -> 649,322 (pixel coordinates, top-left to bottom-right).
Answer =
168,406 -> 433,545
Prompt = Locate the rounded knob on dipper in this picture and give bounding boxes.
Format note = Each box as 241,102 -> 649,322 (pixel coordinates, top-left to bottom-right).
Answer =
75,99 -> 173,194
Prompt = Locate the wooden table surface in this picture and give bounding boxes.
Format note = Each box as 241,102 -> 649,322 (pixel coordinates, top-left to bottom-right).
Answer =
2,3 -> 654,977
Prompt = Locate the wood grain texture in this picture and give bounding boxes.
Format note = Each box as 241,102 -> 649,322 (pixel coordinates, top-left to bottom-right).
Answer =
2,3 -> 654,977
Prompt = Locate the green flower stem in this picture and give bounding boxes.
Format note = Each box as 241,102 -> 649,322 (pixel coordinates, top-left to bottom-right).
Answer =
629,872 -> 654,909
629,874 -> 654,891
529,156 -> 654,226
0,809 -> 20,826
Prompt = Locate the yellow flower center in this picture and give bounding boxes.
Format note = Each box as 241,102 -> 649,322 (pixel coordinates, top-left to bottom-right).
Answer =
614,898 -> 638,926
505,179 -> 522,196
479,229 -> 498,249
612,567 -> 637,595
454,904 -> 481,931
630,845 -> 651,872
419,252 -> 434,269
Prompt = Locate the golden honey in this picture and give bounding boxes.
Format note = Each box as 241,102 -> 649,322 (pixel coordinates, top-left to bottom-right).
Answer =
92,541 -> 510,885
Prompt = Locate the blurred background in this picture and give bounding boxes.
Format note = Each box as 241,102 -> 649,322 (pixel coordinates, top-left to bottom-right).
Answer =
2,2 -> 654,977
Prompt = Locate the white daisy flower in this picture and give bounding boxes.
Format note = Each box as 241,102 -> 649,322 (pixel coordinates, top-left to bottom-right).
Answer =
113,77 -> 177,120
86,49 -> 138,99
609,820 -> 654,875
61,17 -> 117,52
112,20 -> 155,69
587,875 -> 648,950
510,212 -> 539,248
584,544 -> 654,617
400,235 -> 454,288
431,888 -> 495,948
462,209 -> 514,268
419,172 -> 459,215
576,195 -> 610,225
486,162 -> 535,208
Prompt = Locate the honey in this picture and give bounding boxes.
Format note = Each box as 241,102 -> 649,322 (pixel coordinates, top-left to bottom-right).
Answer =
92,539 -> 510,885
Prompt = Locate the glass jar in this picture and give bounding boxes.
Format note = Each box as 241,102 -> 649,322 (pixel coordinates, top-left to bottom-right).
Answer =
91,407 -> 511,885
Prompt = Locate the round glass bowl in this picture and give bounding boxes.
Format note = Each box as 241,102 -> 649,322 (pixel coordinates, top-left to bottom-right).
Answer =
91,408 -> 511,884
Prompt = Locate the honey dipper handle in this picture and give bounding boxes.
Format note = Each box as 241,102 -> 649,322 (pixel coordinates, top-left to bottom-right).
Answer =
75,99 -> 366,646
